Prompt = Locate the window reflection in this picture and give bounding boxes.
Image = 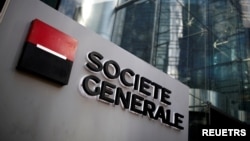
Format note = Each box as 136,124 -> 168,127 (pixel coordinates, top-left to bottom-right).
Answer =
56,0 -> 250,124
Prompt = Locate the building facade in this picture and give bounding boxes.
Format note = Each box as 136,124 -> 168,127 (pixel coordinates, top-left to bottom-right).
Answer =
57,0 -> 250,124
45,0 -> 250,139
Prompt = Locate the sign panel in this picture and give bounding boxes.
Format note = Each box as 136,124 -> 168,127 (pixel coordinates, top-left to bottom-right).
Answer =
1,0 -> 189,141
2,1 -> 189,140
14,18 -> 188,141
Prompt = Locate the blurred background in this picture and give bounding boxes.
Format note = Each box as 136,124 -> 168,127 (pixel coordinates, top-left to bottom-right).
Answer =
41,0 -> 250,139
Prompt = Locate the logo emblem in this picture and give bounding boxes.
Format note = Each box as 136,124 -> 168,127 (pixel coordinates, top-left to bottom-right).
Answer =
17,19 -> 78,85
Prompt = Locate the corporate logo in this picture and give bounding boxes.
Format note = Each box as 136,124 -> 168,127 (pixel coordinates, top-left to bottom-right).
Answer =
17,19 -> 78,85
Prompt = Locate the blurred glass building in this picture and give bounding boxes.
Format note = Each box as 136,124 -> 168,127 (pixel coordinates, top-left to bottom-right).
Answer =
43,0 -> 250,139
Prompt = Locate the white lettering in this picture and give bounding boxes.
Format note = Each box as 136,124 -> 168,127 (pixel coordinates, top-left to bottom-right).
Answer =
202,129 -> 208,136
228,129 -> 233,136
221,129 -> 227,136
241,129 -> 246,136
202,129 -> 247,136
234,129 -> 240,136
209,129 -> 215,136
